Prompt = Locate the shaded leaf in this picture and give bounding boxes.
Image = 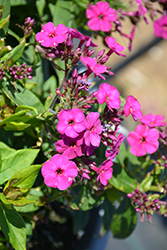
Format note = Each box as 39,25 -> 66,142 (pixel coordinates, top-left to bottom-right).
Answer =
111,196 -> 137,239
109,163 -> 137,193
0,0 -> 10,38
2,81 -> 44,115
100,199 -> 115,236
2,38 -> 25,67
0,203 -> 26,250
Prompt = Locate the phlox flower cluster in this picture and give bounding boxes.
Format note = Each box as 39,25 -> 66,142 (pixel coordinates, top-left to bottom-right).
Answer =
125,95 -> 166,157
41,79 -> 127,190
85,1 -> 167,53
86,1 -> 117,32
35,21 -> 124,80
36,11 -> 166,191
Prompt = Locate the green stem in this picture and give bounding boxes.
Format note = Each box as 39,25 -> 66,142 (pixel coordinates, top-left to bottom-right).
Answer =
149,185 -> 164,193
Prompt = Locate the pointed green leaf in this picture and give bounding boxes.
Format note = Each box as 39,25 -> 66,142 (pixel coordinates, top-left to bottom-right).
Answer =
111,196 -> 137,239
0,14 -> 10,29
0,148 -> 39,185
2,81 -> 44,115
141,174 -> 154,192
0,0 -> 10,38
0,203 -> 26,250
0,142 -> 15,159
109,163 -> 137,193
4,164 -> 41,191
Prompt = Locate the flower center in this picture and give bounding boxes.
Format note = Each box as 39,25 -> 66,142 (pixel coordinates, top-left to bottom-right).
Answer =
56,168 -> 63,175
98,14 -> 104,20
141,136 -> 146,143
69,119 -> 75,125
49,32 -> 55,38
163,24 -> 167,31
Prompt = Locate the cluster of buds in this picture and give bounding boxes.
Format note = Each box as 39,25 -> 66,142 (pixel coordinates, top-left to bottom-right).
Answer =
21,17 -> 36,36
127,188 -> 161,222
9,63 -> 32,80
0,67 -> 5,79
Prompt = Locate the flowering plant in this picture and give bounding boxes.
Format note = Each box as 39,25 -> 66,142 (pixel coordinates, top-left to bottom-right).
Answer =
0,0 -> 167,249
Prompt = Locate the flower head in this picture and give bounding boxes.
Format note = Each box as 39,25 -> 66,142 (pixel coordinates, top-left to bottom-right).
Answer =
86,1 -> 117,32
97,159 -> 113,186
154,15 -> 167,39
105,36 -> 126,57
140,113 -> 166,128
84,112 -> 102,147
81,56 -> 106,80
55,134 -> 83,159
57,108 -> 86,138
124,95 -> 143,121
41,154 -> 78,190
36,22 -> 68,47
96,83 -> 121,110
127,124 -> 159,156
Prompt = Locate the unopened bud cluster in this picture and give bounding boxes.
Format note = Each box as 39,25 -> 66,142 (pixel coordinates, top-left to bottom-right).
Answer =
22,17 -> 36,36
9,63 -> 32,80
0,68 -> 5,79
127,188 -> 161,222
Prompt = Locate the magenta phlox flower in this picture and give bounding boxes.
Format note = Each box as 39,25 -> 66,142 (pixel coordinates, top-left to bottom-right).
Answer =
140,113 -> 166,128
57,108 -> 86,138
154,15 -> 167,39
82,144 -> 97,156
55,134 -> 83,159
124,95 -> 143,121
96,83 -> 121,110
127,124 -> 159,157
105,36 -> 126,57
105,133 -> 125,159
136,0 -> 148,23
78,168 -> 91,180
36,22 -> 68,47
97,159 -> 113,186
84,112 -> 102,147
69,28 -> 97,47
86,1 -> 117,32
81,56 -> 107,80
41,154 -> 78,190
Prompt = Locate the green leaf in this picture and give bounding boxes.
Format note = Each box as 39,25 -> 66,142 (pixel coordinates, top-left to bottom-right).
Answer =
106,187 -> 124,204
36,0 -> 46,17
73,0 -> 89,8
0,15 -> 10,29
0,147 -> 39,185
100,199 -> 115,236
141,174 -> 154,192
0,203 -> 26,250
2,81 -> 44,115
0,4 -> 3,19
109,163 -> 137,193
1,38 -> 25,67
111,196 -> 137,239
116,142 -> 127,165
0,0 -> 10,38
0,141 -> 15,159
0,193 -> 12,208
4,164 -> 41,191
49,0 -> 74,27
70,184 -> 104,211
10,0 -> 27,5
